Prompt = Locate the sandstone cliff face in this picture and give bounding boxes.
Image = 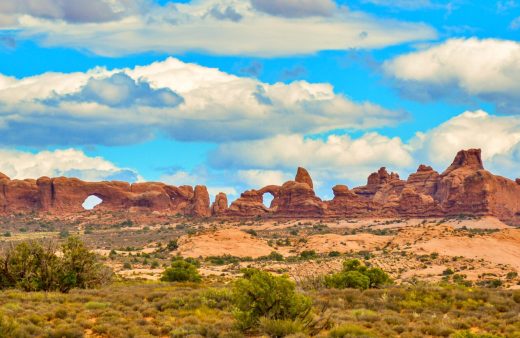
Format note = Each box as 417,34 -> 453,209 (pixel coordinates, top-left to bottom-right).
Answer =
0,175 -> 211,217
1,148 -> 520,225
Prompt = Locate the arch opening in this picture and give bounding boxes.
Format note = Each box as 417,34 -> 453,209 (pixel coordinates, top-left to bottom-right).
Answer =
82,195 -> 103,210
262,192 -> 274,209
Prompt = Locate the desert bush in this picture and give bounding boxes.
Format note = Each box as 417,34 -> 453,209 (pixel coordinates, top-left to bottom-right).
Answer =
206,255 -> 243,265
258,251 -> 285,262
0,237 -> 112,293
259,318 -> 304,337
300,250 -> 317,260
161,258 -> 201,282
166,240 -> 179,251
325,271 -> 370,290
325,259 -> 391,290
232,269 -> 312,331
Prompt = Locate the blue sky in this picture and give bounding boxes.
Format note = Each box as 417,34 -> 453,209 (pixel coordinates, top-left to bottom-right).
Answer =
1,0 -> 520,200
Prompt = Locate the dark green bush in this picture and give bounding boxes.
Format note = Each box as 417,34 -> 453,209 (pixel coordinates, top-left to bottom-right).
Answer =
161,259 -> 201,282
0,237 -> 112,293
258,251 -> 285,262
324,259 -> 391,290
300,250 -> 317,260
232,269 -> 312,331
166,240 -> 179,251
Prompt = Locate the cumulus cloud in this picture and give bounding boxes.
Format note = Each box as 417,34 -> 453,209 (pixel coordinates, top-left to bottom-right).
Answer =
0,57 -> 406,146
4,0 -> 436,57
384,38 -> 520,114
53,73 -> 184,108
0,148 -> 139,182
236,170 -> 292,188
411,110 -> 520,176
251,0 -> 336,17
210,133 -> 414,187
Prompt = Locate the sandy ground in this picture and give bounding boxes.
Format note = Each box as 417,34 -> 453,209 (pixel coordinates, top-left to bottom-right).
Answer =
178,228 -> 275,258
298,233 -> 392,254
412,229 -> 520,270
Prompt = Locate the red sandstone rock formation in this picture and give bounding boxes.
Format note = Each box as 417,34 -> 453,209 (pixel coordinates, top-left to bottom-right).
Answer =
227,190 -> 269,216
0,175 -> 211,217
295,167 -> 314,189
1,148 -> 520,225
212,192 -> 228,215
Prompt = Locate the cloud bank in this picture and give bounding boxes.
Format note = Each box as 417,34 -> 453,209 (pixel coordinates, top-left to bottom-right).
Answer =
0,148 -> 138,182
0,57 -> 406,146
384,38 -> 520,114
209,110 -> 520,192
1,0 -> 436,57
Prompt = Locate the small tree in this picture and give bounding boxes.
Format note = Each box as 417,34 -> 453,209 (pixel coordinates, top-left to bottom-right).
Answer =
325,259 -> 391,290
0,237 -> 112,293
161,259 -> 201,282
58,237 -> 112,293
232,269 -> 312,331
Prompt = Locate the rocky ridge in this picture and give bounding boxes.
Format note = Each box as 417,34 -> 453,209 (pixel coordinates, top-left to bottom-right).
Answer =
2,149 -> 520,225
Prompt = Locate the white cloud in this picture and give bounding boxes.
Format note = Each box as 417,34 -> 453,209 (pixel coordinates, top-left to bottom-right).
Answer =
4,0 -> 436,57
0,57 -> 406,146
237,169 -> 292,188
384,38 -> 520,113
0,148 -> 138,181
210,133 -> 414,186
208,110 -> 520,191
411,110 -> 520,176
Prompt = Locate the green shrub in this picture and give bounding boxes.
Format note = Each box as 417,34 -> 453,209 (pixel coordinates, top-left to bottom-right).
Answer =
300,250 -> 317,260
325,271 -> 370,290
166,240 -> 179,251
0,237 -> 112,293
206,255 -> 241,265
161,259 -> 201,282
232,269 -> 312,331
258,251 -> 285,262
259,318 -> 304,337
324,259 -> 391,290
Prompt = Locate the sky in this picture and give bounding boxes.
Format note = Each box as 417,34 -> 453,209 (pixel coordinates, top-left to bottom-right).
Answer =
0,0 -> 520,202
